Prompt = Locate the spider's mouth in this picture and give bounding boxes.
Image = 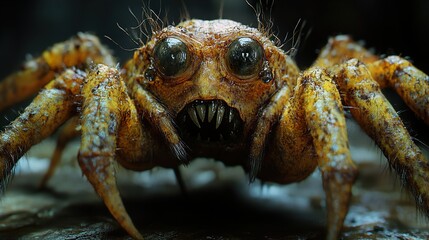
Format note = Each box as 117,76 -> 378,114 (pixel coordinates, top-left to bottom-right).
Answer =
176,100 -> 244,143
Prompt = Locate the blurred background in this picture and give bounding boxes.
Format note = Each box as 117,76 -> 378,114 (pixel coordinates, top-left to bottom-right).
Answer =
1,0 -> 429,70
1,0 -> 428,72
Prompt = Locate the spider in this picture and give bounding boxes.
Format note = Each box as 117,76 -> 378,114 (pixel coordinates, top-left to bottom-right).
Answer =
0,17 -> 428,240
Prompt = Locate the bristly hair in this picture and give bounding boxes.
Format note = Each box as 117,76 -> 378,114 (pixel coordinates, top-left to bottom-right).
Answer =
106,0 -> 168,52
245,0 -> 311,59
0,142 -> 19,197
246,0 -> 280,46
111,0 -> 310,59
283,19 -> 312,59
179,0 -> 190,22
134,0 -> 166,43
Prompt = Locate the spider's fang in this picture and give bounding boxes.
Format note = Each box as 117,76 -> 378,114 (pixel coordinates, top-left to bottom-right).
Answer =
196,104 -> 206,122
216,105 -> 225,129
177,100 -> 243,143
207,101 -> 218,123
187,107 -> 201,128
228,109 -> 234,123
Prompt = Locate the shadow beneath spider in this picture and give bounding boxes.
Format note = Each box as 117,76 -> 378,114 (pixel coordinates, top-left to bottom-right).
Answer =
2,177 -> 326,239
123,185 -> 326,239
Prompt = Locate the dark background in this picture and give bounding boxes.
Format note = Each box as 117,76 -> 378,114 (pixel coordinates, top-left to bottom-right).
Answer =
1,0 -> 428,72
1,0 -> 429,71
0,0 -> 428,140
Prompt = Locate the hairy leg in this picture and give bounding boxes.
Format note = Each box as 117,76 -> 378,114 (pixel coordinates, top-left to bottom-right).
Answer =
78,64 -> 143,239
0,69 -> 84,193
259,68 -> 357,239
300,68 -> 358,240
313,35 -> 429,124
248,85 -> 292,181
0,33 -> 114,111
328,59 -> 429,215
368,56 -> 429,124
128,79 -> 187,162
116,91 -> 157,171
312,35 -> 379,68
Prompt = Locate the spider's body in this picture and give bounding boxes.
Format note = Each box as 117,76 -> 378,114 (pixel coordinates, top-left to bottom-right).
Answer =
1,19 -> 428,240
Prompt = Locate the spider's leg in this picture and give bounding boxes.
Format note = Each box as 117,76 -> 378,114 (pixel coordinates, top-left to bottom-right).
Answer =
328,59 -> 429,216
39,117 -> 80,188
253,68 -> 357,239
173,167 -> 188,197
248,86 -> 292,181
299,68 -> 358,240
128,80 -> 187,162
0,69 -> 84,193
0,32 -> 114,111
78,64 -> 143,240
368,56 -> 429,124
312,36 -> 428,124
312,35 -> 379,68
115,96 -> 156,171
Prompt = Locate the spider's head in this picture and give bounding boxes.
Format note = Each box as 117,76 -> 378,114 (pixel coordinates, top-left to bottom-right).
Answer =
130,19 -> 297,150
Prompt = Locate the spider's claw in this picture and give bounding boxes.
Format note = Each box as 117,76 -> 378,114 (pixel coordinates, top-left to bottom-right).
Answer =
77,64 -> 144,239
323,168 -> 357,240
131,80 -> 189,163
248,86 -> 290,182
248,155 -> 262,182
78,155 -> 143,240
301,68 -> 358,240
170,141 -> 189,163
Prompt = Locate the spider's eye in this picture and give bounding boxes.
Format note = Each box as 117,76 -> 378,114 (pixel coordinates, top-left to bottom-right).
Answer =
226,37 -> 264,79
153,37 -> 190,78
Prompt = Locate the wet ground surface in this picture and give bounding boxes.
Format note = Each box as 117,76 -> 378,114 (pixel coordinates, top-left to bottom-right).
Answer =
1,120 -> 429,240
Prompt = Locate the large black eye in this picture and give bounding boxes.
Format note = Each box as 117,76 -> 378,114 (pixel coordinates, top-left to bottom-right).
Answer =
153,37 -> 190,77
226,37 -> 264,79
